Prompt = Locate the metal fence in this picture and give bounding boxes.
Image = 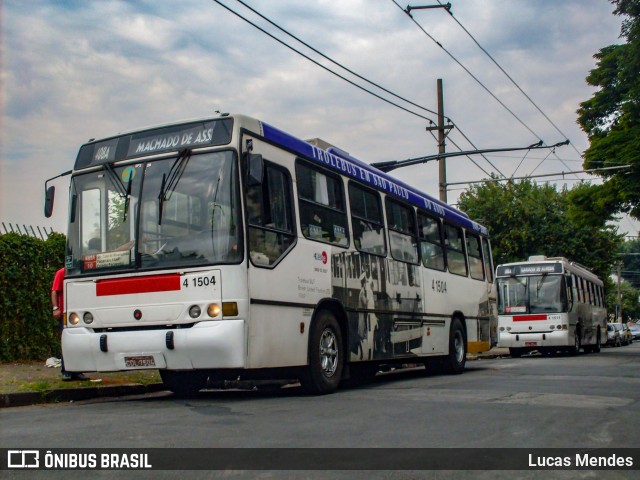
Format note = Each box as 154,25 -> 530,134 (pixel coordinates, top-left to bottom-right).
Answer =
1,223 -> 55,240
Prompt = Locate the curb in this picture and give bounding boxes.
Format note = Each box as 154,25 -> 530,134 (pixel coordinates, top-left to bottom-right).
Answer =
0,383 -> 166,408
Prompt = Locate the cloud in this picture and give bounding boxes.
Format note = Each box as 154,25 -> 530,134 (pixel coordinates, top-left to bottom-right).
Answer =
1,0 -> 637,235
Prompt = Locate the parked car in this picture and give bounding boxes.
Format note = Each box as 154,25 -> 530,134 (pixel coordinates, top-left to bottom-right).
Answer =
611,322 -> 630,346
629,324 -> 640,341
607,323 -> 622,347
621,323 -> 633,344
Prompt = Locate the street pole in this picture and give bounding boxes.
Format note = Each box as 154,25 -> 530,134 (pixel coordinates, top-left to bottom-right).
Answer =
425,79 -> 450,203
617,260 -> 623,322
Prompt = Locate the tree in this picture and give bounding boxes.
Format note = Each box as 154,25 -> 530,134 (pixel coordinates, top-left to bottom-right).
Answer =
607,278 -> 640,321
458,179 -> 622,283
575,0 -> 640,221
619,238 -> 640,288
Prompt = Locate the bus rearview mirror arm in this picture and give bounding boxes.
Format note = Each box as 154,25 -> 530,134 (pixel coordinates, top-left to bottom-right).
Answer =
44,170 -> 72,218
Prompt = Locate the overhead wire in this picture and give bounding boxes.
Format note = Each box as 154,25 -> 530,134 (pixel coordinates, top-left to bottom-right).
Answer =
393,0 -> 584,181
210,0 -> 437,125
431,0 -> 583,178
224,0 -> 505,178
390,0 -> 543,141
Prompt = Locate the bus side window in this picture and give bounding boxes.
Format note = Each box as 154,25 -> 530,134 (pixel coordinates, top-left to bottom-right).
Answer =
417,212 -> 445,271
444,223 -> 468,277
481,237 -> 494,283
246,161 -> 295,266
348,182 -> 386,256
385,198 -> 419,265
296,161 -> 349,247
466,232 -> 484,281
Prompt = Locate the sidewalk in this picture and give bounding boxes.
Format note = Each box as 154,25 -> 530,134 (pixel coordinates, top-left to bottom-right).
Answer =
0,348 -> 510,408
0,360 -> 164,408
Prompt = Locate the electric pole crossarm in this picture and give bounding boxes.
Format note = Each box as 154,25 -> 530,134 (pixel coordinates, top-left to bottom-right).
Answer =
371,140 -> 568,173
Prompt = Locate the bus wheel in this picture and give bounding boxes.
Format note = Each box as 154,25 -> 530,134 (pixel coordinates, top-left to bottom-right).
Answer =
509,348 -> 523,358
301,310 -> 344,395
443,318 -> 466,374
160,370 -> 207,397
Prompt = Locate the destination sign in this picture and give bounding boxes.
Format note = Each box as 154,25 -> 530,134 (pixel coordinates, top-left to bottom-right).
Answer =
496,263 -> 563,277
74,118 -> 233,169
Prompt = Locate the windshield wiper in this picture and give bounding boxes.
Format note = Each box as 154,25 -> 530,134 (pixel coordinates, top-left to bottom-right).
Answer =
158,148 -> 192,225
104,162 -> 127,197
122,174 -> 133,222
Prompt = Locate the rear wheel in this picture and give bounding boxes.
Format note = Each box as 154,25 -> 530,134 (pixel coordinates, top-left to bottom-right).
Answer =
160,370 -> 207,397
443,318 -> 466,374
300,310 -> 344,395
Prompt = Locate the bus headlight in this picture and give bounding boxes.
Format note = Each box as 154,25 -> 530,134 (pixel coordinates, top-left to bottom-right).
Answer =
69,313 -> 80,326
207,304 -> 221,318
83,312 -> 94,324
189,305 -> 202,319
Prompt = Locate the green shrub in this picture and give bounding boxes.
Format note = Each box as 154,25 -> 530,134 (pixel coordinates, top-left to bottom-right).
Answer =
0,232 -> 66,361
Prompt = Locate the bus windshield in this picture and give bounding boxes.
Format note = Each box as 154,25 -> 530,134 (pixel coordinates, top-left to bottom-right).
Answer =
66,150 -> 241,275
497,274 -> 567,315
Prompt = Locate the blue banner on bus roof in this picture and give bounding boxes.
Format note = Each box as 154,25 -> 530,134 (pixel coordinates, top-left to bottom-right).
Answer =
262,122 -> 488,236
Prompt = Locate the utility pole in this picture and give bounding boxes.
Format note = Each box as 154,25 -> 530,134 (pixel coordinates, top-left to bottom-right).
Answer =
425,79 -> 452,203
617,260 -> 623,322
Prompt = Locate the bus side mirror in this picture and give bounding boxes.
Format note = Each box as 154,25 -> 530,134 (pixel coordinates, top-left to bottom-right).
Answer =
44,186 -> 56,218
247,153 -> 264,186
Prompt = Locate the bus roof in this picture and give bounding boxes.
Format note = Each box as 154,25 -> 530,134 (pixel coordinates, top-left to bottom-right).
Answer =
72,113 -> 488,237
261,121 -> 488,237
496,256 -> 602,284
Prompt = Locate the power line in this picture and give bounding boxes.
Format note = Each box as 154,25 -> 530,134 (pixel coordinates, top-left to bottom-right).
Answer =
434,0 -> 584,160
235,0 -> 440,118
210,0 -> 437,125
219,0 -> 506,178
396,1 -> 583,180
391,0 -> 543,142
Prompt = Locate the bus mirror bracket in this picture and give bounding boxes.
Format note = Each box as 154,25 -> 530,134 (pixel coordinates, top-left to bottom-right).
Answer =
44,169 -> 72,218
247,153 -> 264,186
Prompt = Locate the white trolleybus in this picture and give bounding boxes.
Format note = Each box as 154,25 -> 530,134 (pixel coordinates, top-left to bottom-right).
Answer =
496,256 -> 607,357
45,113 -> 497,395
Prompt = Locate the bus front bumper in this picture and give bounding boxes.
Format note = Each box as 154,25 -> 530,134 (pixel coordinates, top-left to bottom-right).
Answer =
497,330 -> 570,349
61,320 -> 246,372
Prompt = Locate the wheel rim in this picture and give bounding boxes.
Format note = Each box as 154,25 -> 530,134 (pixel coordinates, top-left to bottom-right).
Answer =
454,330 -> 464,364
319,328 -> 339,378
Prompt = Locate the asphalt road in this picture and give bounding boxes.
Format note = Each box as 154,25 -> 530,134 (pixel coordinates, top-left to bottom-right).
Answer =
2,343 -> 638,479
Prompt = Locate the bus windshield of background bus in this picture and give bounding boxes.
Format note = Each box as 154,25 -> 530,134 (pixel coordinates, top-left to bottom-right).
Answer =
66,151 -> 241,274
497,274 -> 567,315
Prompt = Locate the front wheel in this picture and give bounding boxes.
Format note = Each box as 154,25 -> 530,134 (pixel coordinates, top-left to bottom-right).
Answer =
509,347 -> 523,358
160,370 -> 207,397
300,310 -> 344,395
443,318 -> 466,374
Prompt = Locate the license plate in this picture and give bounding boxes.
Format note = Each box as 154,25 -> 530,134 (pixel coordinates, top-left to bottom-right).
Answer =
124,355 -> 156,368
524,341 -> 538,347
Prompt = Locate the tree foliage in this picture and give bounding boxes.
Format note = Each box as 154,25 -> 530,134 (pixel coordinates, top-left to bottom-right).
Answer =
575,0 -> 640,220
0,232 -> 66,361
458,179 -> 622,284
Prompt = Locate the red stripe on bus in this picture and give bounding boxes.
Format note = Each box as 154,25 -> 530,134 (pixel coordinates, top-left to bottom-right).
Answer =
512,315 -> 547,322
96,274 -> 181,296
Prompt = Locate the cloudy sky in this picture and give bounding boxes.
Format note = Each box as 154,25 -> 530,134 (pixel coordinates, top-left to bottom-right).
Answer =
1,0 -> 638,237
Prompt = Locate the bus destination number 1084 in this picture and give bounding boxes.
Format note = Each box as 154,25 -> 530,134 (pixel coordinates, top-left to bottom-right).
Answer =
183,275 -> 217,288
